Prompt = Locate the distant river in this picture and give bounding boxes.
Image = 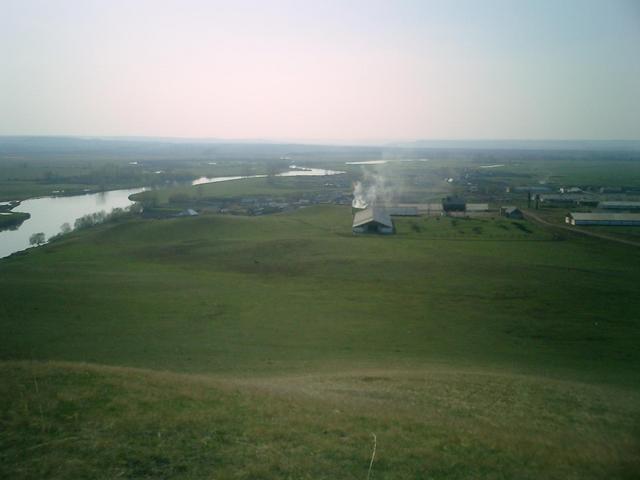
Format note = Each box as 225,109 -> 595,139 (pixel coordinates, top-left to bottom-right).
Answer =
191,165 -> 345,185
0,188 -> 145,259
0,165 -> 346,259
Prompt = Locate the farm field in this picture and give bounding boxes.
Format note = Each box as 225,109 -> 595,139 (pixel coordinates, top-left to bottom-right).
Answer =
2,198 -> 640,478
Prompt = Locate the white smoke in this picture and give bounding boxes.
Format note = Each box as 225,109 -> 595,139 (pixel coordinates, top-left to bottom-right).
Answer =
352,181 -> 367,208
352,170 -> 394,209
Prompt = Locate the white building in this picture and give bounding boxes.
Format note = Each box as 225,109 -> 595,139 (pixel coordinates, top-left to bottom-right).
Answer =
566,212 -> 640,226
466,203 -> 490,212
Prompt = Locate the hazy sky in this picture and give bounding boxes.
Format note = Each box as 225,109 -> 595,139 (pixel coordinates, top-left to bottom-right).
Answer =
1,0 -> 639,143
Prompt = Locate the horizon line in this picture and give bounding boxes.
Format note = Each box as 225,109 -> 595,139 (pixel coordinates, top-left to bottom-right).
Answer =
1,134 -> 640,148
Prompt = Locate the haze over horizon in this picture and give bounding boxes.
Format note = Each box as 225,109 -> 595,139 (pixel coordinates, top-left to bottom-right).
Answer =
2,0 -> 639,143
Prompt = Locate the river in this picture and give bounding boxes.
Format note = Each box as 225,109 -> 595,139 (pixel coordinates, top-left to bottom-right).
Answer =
0,166 -> 345,259
0,188 -> 146,259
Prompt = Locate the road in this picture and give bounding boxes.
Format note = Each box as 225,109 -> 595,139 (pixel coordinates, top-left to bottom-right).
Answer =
524,210 -> 640,248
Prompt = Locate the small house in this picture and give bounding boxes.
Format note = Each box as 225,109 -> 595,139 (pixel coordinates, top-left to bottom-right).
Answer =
177,209 -> 199,217
500,206 -> 523,219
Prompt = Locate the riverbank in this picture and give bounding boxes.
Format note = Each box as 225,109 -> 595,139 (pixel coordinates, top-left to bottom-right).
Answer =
0,211 -> 30,232
0,187 -> 145,259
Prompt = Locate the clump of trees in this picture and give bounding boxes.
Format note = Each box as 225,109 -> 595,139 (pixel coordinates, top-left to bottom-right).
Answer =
74,211 -> 109,230
29,232 -> 45,245
47,204 -> 143,244
73,204 -> 142,231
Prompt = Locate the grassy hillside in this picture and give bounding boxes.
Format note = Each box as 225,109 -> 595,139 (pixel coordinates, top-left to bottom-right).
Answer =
2,361 -> 638,479
2,206 -> 639,383
2,205 -> 639,477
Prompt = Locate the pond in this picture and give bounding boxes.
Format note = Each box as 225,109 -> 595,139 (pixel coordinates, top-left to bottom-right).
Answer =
0,188 -> 145,259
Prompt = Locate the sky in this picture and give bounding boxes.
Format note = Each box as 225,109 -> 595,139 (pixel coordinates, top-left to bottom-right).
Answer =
1,0 -> 639,143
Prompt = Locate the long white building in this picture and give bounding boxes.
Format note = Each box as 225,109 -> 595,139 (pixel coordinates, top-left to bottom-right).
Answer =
566,212 -> 640,226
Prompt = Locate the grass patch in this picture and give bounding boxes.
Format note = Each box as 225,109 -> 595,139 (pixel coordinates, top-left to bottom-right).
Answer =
1,361 -> 638,479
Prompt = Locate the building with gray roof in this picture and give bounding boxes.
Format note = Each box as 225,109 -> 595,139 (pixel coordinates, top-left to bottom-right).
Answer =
352,207 -> 394,234
500,206 -> 523,219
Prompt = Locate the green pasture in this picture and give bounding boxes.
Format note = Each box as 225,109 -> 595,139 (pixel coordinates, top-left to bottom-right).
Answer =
2,361 -> 637,480
3,206 -> 639,385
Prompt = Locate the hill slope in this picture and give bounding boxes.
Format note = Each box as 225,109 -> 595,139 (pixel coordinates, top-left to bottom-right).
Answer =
2,361 -> 638,479
2,206 -> 640,478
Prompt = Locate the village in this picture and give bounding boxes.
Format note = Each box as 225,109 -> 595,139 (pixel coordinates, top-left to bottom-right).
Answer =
144,174 -> 640,236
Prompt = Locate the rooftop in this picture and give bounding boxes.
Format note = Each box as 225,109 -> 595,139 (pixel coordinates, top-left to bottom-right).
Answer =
569,212 -> 640,221
598,201 -> 640,208
353,207 -> 393,228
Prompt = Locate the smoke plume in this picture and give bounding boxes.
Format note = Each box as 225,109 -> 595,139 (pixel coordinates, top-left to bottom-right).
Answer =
352,170 -> 394,209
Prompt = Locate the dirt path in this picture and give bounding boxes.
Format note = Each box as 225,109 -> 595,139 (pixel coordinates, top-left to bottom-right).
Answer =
524,210 -> 640,248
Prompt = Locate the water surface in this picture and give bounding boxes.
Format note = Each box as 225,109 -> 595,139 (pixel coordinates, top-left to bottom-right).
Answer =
191,165 -> 344,185
0,188 -> 144,259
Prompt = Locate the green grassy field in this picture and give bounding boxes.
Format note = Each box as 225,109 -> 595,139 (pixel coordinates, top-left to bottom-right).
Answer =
2,204 -> 640,478
2,361 -> 638,480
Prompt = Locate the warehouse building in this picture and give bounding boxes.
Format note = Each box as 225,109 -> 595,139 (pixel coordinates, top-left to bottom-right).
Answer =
539,194 -> 584,205
385,206 -> 419,216
539,194 -> 599,207
566,212 -> 640,226
598,201 -> 640,211
511,186 -> 552,193
442,196 -> 466,212
392,203 -> 442,215
352,207 -> 394,234
466,203 -> 490,212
